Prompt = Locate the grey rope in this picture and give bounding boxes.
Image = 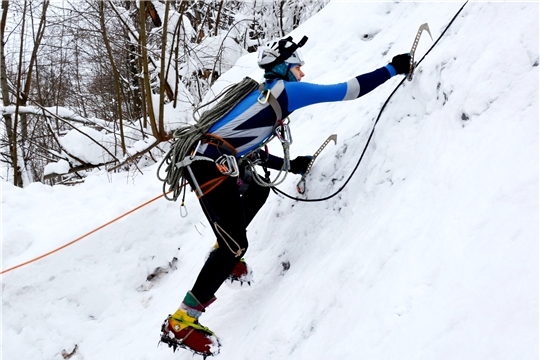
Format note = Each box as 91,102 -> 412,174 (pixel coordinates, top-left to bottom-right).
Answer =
157,77 -> 260,201
242,140 -> 291,188
238,116 -> 294,188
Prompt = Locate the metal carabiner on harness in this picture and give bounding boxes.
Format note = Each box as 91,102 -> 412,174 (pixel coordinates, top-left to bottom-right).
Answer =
258,81 -> 271,104
258,89 -> 271,104
215,154 -> 240,177
275,119 -> 293,145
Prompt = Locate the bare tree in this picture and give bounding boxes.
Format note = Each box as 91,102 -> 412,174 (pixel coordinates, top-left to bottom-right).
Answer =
0,0 -> 329,186
99,0 -> 126,154
0,0 -> 16,183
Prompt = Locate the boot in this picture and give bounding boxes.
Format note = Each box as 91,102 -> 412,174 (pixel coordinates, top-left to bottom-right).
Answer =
160,291 -> 220,357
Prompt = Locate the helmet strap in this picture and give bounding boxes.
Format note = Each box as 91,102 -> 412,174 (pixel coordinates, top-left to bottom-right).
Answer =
264,63 -> 297,82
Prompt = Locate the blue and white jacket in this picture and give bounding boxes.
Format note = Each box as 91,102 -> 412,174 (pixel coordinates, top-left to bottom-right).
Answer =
199,64 -> 397,159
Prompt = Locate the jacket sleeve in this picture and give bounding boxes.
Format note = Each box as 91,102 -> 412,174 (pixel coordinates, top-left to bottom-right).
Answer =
255,149 -> 284,171
284,65 -> 395,113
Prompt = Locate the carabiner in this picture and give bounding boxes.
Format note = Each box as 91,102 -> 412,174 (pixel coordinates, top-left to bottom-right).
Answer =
215,155 -> 240,177
180,202 -> 188,218
257,89 -> 271,104
274,119 -> 293,145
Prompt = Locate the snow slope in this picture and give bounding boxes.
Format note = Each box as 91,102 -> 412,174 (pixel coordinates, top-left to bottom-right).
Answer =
2,2 -> 538,359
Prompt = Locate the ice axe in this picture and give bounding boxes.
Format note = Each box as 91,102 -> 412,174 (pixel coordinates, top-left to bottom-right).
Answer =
296,134 -> 338,194
408,23 -> 433,81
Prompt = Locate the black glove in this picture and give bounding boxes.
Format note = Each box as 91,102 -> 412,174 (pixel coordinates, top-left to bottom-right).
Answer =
289,156 -> 312,175
390,53 -> 412,75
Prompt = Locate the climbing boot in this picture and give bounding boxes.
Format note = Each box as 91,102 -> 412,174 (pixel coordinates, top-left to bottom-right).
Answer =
160,292 -> 220,357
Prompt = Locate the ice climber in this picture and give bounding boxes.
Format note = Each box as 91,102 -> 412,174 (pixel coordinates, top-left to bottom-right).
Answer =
159,35 -> 412,357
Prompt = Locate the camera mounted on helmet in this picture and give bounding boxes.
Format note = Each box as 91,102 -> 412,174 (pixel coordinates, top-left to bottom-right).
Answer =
257,36 -> 308,71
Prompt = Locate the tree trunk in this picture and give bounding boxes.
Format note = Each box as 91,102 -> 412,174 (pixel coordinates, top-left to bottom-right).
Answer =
21,0 -> 49,164
157,0 -> 170,136
214,0 -> 224,36
0,0 -> 19,185
11,0 -> 28,187
172,1 -> 188,108
99,1 -> 126,155
279,1 -> 285,37
139,0 -> 159,140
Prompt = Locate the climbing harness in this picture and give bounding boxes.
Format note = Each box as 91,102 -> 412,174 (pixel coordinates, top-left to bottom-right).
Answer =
157,73 -> 296,257
273,1 -> 470,202
158,74 -> 296,204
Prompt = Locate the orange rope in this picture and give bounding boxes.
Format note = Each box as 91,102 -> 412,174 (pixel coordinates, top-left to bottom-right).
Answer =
1,190 -> 176,275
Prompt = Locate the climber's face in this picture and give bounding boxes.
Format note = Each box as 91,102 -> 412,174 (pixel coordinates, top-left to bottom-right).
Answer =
290,64 -> 305,81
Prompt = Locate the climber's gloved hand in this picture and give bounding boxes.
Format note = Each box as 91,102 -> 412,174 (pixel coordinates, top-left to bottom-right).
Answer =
390,53 -> 412,75
289,156 -> 313,175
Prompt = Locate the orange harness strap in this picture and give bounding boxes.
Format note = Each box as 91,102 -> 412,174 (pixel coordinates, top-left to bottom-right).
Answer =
203,134 -> 238,156
197,175 -> 229,198
187,134 -> 239,198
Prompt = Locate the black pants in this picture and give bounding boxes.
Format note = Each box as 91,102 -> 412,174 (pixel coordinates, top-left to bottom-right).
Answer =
188,161 -> 270,305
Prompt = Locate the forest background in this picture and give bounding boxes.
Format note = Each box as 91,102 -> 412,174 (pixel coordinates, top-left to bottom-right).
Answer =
0,0 -> 328,187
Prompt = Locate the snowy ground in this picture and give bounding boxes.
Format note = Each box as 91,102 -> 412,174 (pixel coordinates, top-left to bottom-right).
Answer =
2,2 -> 538,360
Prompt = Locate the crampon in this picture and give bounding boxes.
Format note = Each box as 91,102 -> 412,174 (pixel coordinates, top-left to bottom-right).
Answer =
159,318 -> 220,358
225,258 -> 254,288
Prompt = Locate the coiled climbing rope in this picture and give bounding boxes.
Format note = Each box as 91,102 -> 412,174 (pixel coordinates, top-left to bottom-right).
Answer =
157,77 -> 260,201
